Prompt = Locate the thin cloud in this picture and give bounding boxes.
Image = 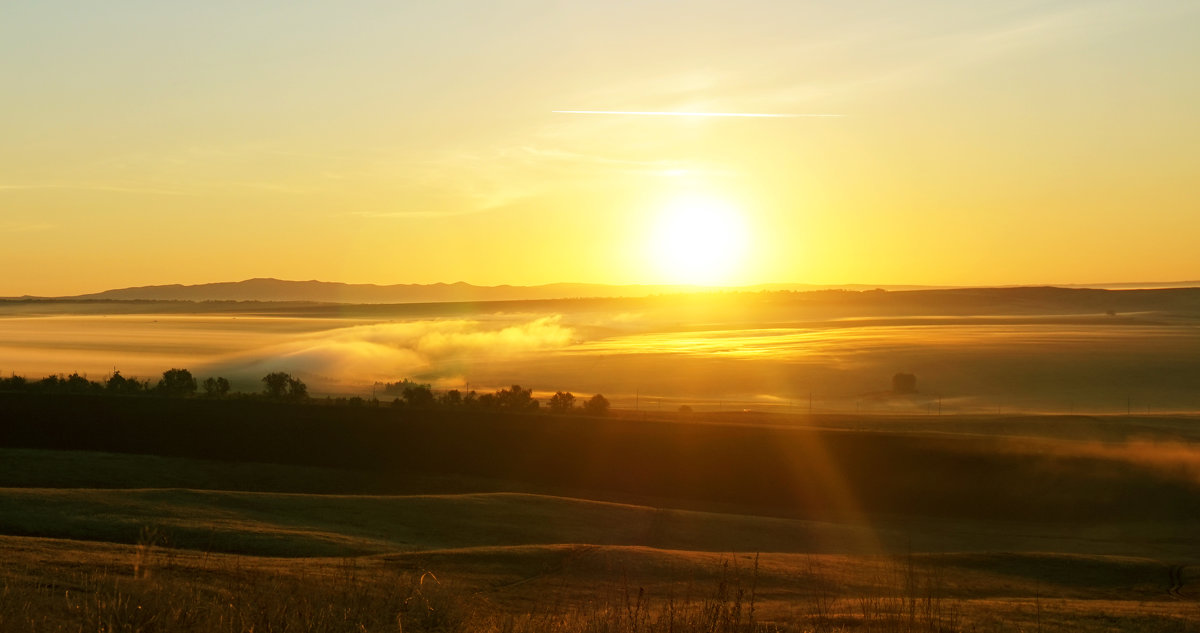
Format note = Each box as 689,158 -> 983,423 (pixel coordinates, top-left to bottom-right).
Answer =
0,183 -> 194,196
553,110 -> 843,118
514,146 -> 688,169
347,208 -> 493,220
353,143 -> 693,220
772,1 -> 1164,104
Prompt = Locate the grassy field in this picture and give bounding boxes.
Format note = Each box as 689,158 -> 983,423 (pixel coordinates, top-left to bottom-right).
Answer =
6,395 -> 1199,524
2,531 -> 1197,632
1,403 -> 1198,632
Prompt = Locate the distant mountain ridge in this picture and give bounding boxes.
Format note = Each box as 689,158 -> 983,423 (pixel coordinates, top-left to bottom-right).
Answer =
22,278 -> 940,304
10,277 -> 1200,304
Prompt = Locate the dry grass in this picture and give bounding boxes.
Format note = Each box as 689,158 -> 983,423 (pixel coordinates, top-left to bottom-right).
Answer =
1,535 -> 1197,633
0,535 -> 466,633
1,429 -> 1197,632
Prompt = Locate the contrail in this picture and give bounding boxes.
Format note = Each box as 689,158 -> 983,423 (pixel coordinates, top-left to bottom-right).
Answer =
553,110 -> 843,118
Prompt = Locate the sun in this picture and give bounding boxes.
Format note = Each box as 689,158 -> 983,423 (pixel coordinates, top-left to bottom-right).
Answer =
650,195 -> 749,285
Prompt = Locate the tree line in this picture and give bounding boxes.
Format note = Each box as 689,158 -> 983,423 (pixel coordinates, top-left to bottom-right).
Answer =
375,380 -> 608,414
0,369 -> 296,400
0,370 -> 609,414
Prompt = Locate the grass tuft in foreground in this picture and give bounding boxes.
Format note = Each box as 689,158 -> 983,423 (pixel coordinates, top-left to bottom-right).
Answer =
2,541 -> 1198,632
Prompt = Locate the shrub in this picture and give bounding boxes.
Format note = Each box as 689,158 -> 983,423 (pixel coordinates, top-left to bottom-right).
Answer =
157,368 -> 197,397
262,372 -> 308,400
201,376 -> 231,397
548,391 -> 576,413
584,393 -> 610,415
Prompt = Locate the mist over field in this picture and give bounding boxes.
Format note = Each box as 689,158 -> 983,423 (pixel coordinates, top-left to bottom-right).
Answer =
4,289 -> 1199,633
3,289 -> 1198,414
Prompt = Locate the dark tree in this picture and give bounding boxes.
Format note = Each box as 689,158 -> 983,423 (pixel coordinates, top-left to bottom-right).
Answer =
402,384 -> 434,408
892,372 -> 918,394
496,384 -> 538,410
106,371 -> 147,395
202,376 -> 231,397
378,379 -> 424,396
548,391 -> 575,413
262,372 -> 290,398
262,372 -> 307,399
438,389 -> 463,407
287,377 -> 308,399
0,375 -> 27,392
106,371 -> 129,393
158,369 -> 197,397
584,393 -> 610,415
65,373 -> 98,393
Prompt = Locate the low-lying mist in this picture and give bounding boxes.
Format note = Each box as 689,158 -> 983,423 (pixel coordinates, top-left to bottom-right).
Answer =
203,315 -> 574,389
2,300 -> 1198,414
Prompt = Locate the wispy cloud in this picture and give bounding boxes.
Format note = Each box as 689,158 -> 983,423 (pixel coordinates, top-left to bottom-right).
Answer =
550,2 -> 1172,119
0,183 -> 193,196
346,143 -> 703,221
759,1 -> 1171,105
511,146 -> 689,170
552,110 -> 843,118
347,208 -> 494,220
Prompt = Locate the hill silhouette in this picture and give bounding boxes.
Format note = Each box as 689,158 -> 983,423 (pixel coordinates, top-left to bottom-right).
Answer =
39,278 -> 740,303
12,277 -> 1200,304
36,278 -> 951,303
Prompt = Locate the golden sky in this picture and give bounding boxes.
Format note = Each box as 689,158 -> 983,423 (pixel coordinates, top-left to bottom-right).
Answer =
2,1 -> 1198,295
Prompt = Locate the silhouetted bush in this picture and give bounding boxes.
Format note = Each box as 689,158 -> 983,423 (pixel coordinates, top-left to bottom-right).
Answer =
202,376 -> 231,397
263,372 -> 290,398
106,371 -> 148,395
584,393 -> 610,415
377,379 -> 425,397
35,375 -> 62,392
548,391 -> 575,413
402,384 -> 435,408
28,373 -> 104,395
262,372 -> 289,398
262,372 -> 308,400
157,369 -> 197,397
288,376 -> 308,399
491,384 -> 539,410
438,389 -> 463,407
65,373 -> 97,393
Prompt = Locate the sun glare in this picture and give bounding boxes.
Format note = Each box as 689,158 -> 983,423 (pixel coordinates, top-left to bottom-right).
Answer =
651,195 -> 749,285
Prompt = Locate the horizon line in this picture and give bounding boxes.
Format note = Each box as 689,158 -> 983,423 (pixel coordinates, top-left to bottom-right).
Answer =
7,279 -> 1200,300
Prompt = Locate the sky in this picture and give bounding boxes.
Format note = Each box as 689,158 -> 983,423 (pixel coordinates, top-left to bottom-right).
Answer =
2,0 -> 1198,296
